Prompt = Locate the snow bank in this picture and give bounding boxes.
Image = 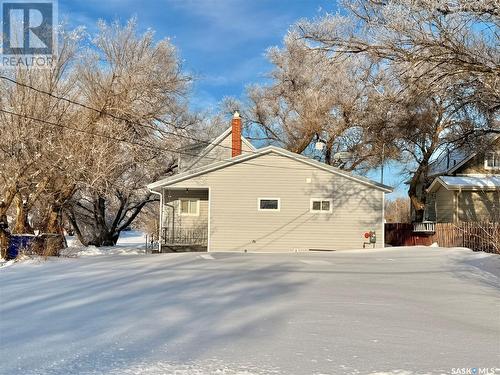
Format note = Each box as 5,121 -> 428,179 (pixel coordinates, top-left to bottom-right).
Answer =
0,254 -> 45,268
449,247 -> 500,279
0,258 -> 15,268
61,230 -> 147,257
61,245 -> 146,257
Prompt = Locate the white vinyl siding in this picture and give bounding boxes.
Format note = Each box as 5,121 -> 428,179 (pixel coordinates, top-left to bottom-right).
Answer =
434,187 -> 456,223
458,191 -> 500,222
166,153 -> 384,252
310,198 -> 333,213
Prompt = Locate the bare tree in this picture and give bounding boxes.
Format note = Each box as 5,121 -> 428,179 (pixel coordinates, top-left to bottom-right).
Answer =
297,0 -> 499,220
0,27 -> 83,254
385,197 -> 411,223
133,201 -> 160,240
228,32 -> 396,172
65,19 -> 192,246
299,0 -> 500,121
0,19 -> 195,255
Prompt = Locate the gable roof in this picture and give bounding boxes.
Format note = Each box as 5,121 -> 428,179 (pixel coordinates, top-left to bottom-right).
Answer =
183,127 -> 256,171
427,134 -> 500,177
148,145 -> 393,193
427,147 -> 469,177
428,175 -> 500,193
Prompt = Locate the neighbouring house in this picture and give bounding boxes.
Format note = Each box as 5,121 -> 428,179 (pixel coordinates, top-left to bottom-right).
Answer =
413,136 -> 500,232
148,113 -> 393,252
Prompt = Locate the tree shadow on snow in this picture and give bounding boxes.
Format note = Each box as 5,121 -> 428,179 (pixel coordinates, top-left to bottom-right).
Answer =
0,254 -> 308,374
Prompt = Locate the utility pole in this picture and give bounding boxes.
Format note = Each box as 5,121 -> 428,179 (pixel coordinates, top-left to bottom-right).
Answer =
381,143 -> 385,184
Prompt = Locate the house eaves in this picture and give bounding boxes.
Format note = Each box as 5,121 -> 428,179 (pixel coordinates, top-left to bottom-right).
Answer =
428,175 -> 500,193
148,145 -> 393,193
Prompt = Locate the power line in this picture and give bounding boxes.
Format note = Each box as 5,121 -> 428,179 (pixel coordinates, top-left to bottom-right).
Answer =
0,75 -> 259,155
0,75 -> 360,175
0,108 -> 174,153
1,76 -> 335,169
0,108 -> 319,171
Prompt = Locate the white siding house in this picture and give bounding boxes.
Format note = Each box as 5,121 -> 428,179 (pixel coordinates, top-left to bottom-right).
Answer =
148,113 -> 392,252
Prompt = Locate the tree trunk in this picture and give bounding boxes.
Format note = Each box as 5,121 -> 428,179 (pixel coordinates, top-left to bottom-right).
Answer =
13,194 -> 33,234
325,145 -> 332,165
40,185 -> 75,255
44,202 -> 65,234
324,135 -> 337,165
0,229 -> 9,259
0,210 -> 9,258
409,184 -> 425,223
66,196 -> 120,247
66,209 -> 87,246
0,188 -> 17,258
100,231 -> 120,246
67,191 -> 154,247
289,132 -> 316,155
84,229 -> 119,247
408,159 -> 432,223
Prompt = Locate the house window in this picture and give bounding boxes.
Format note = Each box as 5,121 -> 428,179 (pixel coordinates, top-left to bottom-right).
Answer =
258,198 -> 280,211
310,198 -> 333,213
179,199 -> 199,216
485,152 -> 500,170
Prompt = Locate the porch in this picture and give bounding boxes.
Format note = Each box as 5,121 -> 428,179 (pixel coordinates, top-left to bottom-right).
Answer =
159,187 -> 209,252
160,227 -> 208,252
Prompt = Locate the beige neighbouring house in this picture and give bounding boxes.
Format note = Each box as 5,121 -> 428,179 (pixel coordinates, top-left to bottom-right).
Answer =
148,113 -> 393,252
416,137 -> 500,232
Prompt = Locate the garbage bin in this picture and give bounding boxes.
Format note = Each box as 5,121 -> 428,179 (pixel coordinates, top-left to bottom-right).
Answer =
6,235 -> 35,260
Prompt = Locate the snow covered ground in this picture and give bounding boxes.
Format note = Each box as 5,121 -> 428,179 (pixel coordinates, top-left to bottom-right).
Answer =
1,246 -> 499,375
0,230 -> 147,267
62,230 -> 148,257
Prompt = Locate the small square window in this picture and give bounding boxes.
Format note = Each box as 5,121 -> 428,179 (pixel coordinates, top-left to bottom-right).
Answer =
321,200 -> 330,211
311,199 -> 332,213
258,198 -> 280,211
179,199 -> 199,216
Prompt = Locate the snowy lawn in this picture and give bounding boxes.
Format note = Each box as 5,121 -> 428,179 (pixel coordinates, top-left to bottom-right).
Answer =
0,246 -> 499,375
62,230 -> 148,257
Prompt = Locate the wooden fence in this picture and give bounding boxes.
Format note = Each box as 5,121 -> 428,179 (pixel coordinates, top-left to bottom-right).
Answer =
385,222 -> 500,254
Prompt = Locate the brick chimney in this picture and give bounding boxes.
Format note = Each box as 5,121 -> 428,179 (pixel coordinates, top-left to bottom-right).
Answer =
231,111 -> 242,157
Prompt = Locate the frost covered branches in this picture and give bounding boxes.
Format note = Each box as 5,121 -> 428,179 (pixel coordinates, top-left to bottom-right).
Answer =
243,0 -> 499,220
0,19 -> 194,251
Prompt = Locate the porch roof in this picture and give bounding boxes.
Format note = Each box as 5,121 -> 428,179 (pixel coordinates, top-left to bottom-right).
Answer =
428,175 -> 500,193
148,146 -> 393,193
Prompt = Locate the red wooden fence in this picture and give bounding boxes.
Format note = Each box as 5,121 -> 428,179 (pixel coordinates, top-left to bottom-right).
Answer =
385,222 -> 499,254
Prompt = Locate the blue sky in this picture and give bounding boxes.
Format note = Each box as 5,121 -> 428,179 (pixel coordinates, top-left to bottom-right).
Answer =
60,0 -> 332,110
59,0 -> 407,199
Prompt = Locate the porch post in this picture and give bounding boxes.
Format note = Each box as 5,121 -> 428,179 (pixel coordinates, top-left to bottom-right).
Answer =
158,188 -> 163,253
